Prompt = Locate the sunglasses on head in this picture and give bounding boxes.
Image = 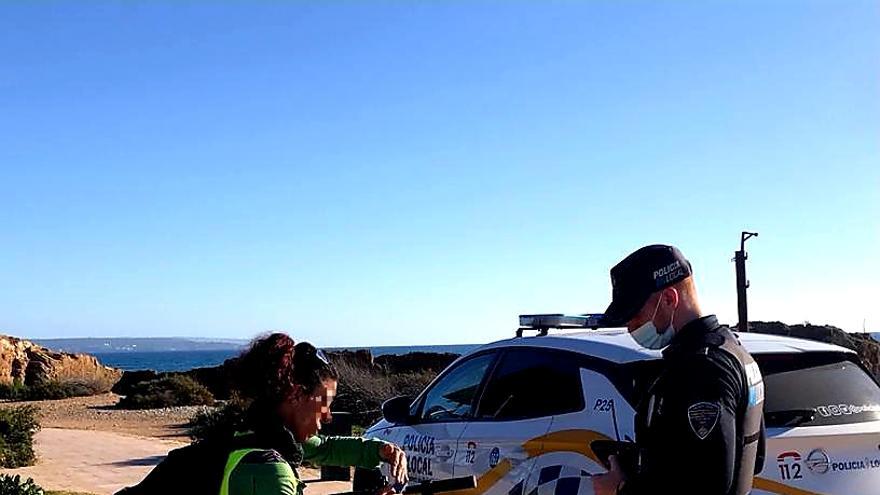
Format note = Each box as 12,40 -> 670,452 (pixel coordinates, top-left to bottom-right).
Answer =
295,342 -> 330,366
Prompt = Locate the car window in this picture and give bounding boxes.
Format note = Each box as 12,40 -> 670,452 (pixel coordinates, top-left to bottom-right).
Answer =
617,360 -> 663,407
757,352 -> 880,427
476,347 -> 584,420
417,352 -> 496,422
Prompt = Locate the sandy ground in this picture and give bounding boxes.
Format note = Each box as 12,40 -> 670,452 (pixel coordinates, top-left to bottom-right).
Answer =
0,395 -> 352,494
7,392 -> 203,439
1,428 -> 189,494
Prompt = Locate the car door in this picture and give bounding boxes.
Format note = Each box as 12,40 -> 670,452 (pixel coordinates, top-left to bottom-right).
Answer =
505,353 -> 653,495
455,347 -> 585,495
381,350 -> 500,482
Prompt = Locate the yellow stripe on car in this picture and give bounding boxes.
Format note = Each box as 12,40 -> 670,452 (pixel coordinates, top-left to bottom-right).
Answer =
752,477 -> 827,495
445,429 -> 829,495
522,429 -> 613,465
446,429 -> 610,495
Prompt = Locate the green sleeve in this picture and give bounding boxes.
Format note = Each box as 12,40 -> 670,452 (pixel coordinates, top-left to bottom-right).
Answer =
228,460 -> 299,495
302,435 -> 390,468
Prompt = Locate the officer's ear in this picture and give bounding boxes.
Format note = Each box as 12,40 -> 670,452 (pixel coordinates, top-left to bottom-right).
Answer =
661,286 -> 680,309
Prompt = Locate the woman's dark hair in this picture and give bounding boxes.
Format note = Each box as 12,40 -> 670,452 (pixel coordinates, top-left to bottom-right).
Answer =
234,333 -> 338,412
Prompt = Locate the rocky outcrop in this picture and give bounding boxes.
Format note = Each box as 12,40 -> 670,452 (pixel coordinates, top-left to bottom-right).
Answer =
113,349 -> 461,400
112,361 -> 240,399
748,321 -> 880,378
374,351 -> 459,374
329,349 -> 375,369
326,349 -> 459,374
848,333 -> 880,378
0,335 -> 122,390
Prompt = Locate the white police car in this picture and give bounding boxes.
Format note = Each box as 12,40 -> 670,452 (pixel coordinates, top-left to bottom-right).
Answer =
357,314 -> 880,495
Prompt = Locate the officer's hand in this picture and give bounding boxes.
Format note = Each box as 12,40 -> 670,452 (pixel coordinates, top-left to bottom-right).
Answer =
591,455 -> 625,495
379,443 -> 409,487
376,484 -> 399,495
376,484 -> 398,495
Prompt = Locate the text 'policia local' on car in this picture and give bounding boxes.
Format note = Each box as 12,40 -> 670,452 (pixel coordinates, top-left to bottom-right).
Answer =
356,314 -> 880,495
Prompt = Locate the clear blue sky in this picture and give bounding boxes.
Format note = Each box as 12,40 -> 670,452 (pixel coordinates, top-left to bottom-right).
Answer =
1,1 -> 877,345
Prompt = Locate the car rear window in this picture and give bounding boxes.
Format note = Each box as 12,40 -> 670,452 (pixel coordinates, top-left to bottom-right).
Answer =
757,352 -> 880,427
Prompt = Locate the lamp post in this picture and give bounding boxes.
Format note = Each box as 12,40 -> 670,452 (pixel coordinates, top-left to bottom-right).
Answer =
735,231 -> 758,333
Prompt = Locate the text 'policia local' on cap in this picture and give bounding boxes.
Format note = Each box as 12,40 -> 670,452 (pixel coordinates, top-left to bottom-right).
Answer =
603,244 -> 693,326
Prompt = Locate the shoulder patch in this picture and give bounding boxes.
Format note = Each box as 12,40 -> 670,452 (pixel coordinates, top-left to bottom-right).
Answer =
744,361 -> 765,406
687,402 -> 720,440
744,362 -> 763,386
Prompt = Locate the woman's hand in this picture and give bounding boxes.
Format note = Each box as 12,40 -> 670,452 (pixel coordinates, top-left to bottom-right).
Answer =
379,443 -> 408,491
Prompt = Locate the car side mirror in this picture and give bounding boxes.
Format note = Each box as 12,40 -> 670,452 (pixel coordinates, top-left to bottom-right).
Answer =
382,395 -> 415,425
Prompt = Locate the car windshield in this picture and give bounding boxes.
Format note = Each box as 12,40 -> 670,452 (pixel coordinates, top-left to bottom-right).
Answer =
757,352 -> 880,427
417,352 -> 496,421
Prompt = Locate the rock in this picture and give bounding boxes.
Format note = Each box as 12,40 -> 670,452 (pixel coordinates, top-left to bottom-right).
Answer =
849,333 -> 880,379
324,349 -> 459,374
0,335 -> 122,391
113,349 -> 461,403
748,321 -> 880,378
328,349 -> 375,369
111,369 -> 159,395
374,351 -> 459,374
113,359 -> 241,399
185,358 -> 241,398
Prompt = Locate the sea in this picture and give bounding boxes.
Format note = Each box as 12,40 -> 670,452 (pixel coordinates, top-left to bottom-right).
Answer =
93,344 -> 480,372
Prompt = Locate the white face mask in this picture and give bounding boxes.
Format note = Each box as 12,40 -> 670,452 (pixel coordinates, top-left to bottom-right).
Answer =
630,296 -> 677,350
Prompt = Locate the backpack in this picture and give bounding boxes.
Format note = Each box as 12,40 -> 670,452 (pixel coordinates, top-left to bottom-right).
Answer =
115,438 -> 231,495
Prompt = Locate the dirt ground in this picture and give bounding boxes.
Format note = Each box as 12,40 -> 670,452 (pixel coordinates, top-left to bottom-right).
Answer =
0,428 -> 343,495
6,392 -> 204,439
0,394 -> 348,494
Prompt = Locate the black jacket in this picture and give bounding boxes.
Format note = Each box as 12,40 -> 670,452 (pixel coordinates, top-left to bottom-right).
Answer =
620,316 -> 765,495
115,423 -> 304,495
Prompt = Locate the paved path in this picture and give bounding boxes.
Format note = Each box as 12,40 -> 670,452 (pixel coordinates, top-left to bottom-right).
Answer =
1,428 -> 351,495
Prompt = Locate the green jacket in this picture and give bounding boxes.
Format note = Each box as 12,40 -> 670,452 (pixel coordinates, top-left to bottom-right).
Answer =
224,434 -> 390,495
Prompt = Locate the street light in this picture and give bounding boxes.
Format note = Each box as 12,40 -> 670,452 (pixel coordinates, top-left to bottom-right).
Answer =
734,231 -> 758,333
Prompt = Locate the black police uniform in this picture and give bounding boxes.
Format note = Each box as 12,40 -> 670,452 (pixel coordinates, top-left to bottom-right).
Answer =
618,315 -> 766,495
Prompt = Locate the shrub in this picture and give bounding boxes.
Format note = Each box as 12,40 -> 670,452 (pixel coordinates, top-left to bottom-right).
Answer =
0,406 -> 40,468
117,376 -> 215,410
332,359 -> 436,428
0,382 -> 27,401
111,370 -> 159,396
114,368 -> 235,401
0,379 -> 106,402
0,475 -> 43,495
187,396 -> 248,443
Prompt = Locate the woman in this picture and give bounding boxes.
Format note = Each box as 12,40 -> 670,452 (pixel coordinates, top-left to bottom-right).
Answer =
118,333 -> 407,495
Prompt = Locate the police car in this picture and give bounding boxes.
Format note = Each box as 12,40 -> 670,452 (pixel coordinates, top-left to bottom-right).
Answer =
357,314 -> 880,495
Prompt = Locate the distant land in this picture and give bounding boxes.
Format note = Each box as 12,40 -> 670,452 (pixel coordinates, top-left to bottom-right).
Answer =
31,337 -> 481,356
32,337 -> 249,353
30,332 -> 880,355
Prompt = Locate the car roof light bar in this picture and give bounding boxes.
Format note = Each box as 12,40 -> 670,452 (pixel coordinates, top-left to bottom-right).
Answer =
516,313 -> 610,337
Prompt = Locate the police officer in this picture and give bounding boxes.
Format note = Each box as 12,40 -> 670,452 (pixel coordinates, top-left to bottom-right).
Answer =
592,245 -> 765,495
